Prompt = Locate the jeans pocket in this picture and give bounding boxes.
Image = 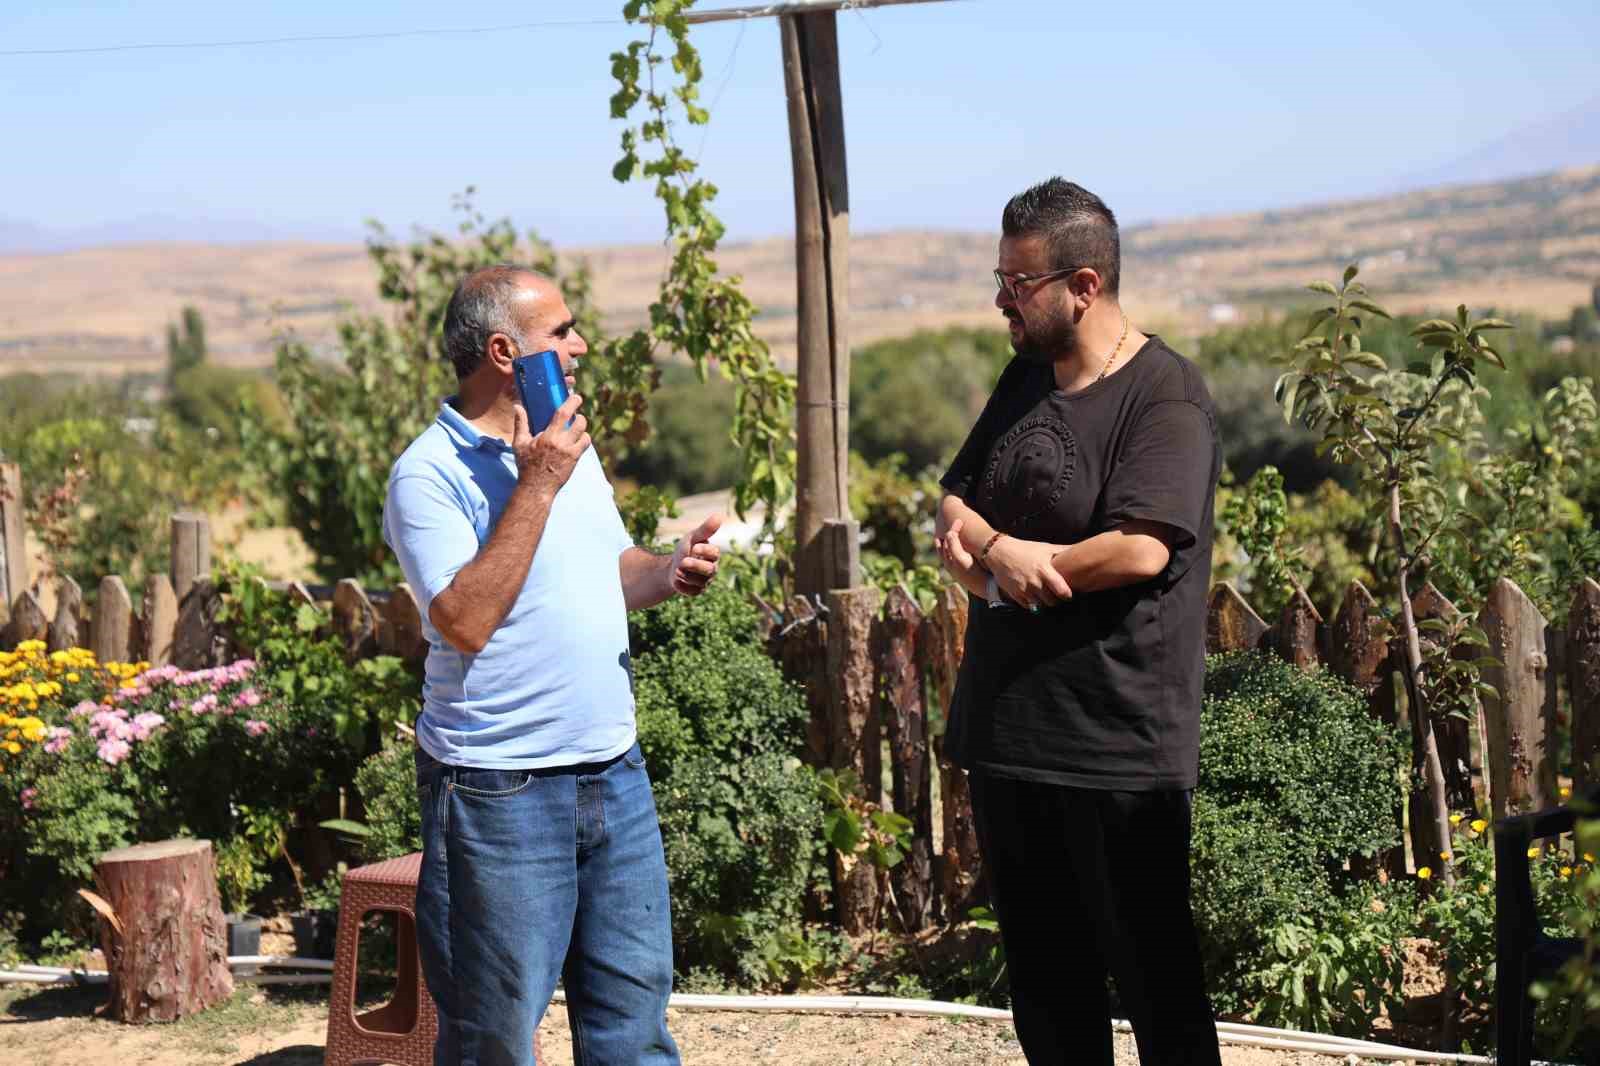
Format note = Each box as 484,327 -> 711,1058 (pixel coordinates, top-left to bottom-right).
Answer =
450,768 -> 536,798
623,745 -> 647,770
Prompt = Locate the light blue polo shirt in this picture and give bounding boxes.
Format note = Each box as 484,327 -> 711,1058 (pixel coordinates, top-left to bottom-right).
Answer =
382,398 -> 636,769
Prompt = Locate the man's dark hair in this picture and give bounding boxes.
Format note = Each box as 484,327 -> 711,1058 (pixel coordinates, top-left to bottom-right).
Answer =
441,264 -> 534,379
1001,178 -> 1121,297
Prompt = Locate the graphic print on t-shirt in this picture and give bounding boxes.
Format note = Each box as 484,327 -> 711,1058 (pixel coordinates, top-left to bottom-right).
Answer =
978,413 -> 1077,537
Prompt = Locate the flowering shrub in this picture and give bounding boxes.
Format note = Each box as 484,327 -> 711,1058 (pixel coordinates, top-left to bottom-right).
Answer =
1420,806 -> 1595,1053
0,639 -> 360,940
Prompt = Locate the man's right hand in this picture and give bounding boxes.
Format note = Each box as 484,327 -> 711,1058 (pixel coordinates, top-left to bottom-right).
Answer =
986,534 -> 1073,609
513,394 -> 590,496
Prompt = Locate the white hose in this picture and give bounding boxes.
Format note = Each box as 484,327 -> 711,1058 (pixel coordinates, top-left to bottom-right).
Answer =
0,969 -> 1568,1063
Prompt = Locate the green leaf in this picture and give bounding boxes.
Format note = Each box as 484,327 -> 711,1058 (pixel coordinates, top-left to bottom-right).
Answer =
1342,264 -> 1359,285
318,818 -> 372,838
1346,298 -> 1392,320
1306,281 -> 1338,296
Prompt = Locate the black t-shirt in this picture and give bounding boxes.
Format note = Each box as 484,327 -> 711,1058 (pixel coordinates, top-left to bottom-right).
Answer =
939,337 -> 1220,790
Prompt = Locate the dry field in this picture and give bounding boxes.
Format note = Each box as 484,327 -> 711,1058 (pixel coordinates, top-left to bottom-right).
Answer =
3,165 -> 1597,379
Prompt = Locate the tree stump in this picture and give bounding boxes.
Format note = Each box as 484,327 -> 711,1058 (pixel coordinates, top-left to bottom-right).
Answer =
94,839 -> 234,1022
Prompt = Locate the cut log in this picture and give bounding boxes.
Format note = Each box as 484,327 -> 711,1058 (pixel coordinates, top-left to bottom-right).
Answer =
5,588 -> 48,648
926,584 -> 980,922
94,839 -> 233,1023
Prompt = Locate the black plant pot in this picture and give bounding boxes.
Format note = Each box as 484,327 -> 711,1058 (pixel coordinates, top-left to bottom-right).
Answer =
290,909 -> 339,960
225,912 -> 262,974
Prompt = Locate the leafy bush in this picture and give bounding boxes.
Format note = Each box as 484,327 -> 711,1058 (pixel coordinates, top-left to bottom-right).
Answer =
613,364 -> 739,496
1193,651 -> 1407,1015
349,740 -> 423,864
629,583 -> 822,985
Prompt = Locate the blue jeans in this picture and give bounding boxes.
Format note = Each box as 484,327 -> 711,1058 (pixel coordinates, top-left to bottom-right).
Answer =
414,741 -> 680,1066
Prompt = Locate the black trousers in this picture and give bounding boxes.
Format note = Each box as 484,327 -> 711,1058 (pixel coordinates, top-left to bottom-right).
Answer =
970,772 -> 1222,1066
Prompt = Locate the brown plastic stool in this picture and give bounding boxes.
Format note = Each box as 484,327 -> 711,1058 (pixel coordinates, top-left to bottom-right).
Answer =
323,852 -> 544,1066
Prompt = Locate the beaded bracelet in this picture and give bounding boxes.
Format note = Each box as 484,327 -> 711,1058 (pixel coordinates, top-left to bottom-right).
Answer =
979,531 -> 1006,567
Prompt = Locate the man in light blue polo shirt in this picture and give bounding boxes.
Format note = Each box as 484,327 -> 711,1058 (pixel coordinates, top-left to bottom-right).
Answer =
382,264 -> 722,1066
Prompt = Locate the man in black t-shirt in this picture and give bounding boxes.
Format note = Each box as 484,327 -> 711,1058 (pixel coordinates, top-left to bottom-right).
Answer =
935,178 -> 1222,1066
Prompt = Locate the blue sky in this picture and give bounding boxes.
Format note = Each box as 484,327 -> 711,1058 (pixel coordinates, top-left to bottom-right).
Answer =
3,0 -> 1597,246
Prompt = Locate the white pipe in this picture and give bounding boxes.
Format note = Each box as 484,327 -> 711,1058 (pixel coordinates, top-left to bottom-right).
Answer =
227,955 -> 334,971
234,973 -> 332,986
544,992 -> 1524,1066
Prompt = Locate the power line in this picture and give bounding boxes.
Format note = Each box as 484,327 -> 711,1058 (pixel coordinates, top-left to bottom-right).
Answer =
0,17 -> 624,58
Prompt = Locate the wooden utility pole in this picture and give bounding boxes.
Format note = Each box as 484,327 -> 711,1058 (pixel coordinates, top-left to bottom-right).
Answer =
685,0 -> 955,597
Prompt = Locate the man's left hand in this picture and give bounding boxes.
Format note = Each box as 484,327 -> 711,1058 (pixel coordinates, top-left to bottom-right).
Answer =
670,514 -> 723,596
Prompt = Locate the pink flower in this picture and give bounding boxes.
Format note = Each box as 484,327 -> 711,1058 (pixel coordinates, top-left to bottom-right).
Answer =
231,688 -> 263,710
44,727 -> 71,755
189,693 -> 219,714
169,699 -> 184,711
135,685 -> 152,697
129,712 -> 166,741
305,727 -> 318,738
97,738 -> 131,765
70,699 -> 99,718
19,787 -> 37,810
243,719 -> 270,737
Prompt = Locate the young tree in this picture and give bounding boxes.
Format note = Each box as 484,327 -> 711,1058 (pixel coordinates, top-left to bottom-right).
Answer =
1274,266 -> 1511,878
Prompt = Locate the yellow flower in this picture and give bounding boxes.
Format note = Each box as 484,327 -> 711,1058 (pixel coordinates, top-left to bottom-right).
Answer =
1449,813 -> 1463,826
1470,819 -> 1487,834
1585,853 -> 1597,864
3,742 -> 20,755
1417,867 -> 1433,881
1478,884 -> 1490,895
1560,867 -> 1572,878
1560,786 -> 1572,799
1528,846 -> 1541,859
66,672 -> 79,683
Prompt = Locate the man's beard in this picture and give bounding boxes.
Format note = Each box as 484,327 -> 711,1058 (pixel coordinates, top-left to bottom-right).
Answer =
1008,305 -> 1077,365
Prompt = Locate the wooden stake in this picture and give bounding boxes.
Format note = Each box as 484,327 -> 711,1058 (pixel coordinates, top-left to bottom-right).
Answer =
783,10 -> 856,596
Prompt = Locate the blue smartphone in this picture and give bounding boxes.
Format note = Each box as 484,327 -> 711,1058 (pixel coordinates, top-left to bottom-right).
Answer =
512,349 -> 571,432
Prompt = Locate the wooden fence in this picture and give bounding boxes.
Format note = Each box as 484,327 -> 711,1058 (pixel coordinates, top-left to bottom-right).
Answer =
2,467 -> 1597,934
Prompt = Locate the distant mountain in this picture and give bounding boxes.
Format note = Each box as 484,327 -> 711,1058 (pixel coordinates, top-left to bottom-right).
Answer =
0,214 -> 361,253
3,165 -> 1597,378
1400,96 -> 1600,190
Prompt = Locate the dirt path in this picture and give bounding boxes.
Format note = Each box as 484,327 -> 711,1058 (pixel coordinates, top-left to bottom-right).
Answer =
0,986 -> 1379,1066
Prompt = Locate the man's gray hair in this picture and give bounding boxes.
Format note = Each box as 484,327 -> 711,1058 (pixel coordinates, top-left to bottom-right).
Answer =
441,264 -> 535,379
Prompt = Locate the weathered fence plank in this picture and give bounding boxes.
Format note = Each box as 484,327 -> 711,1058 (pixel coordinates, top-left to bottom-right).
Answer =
170,513 -> 211,605
925,585 -> 980,921
48,576 -> 84,653
825,585 -> 880,935
141,575 -> 178,666
331,579 -> 379,661
1205,583 -> 1267,654
92,576 -> 135,665
1482,578 -> 1556,818
5,589 -> 47,646
1330,581 -> 1389,692
1569,579 -> 1600,792
0,463 -> 26,625
775,595 -> 829,766
1271,587 -> 1322,671
877,586 -> 932,932
173,579 -> 224,669
381,583 -> 428,663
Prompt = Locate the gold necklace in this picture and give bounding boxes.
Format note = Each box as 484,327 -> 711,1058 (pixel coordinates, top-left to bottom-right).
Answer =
1093,313 -> 1130,384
